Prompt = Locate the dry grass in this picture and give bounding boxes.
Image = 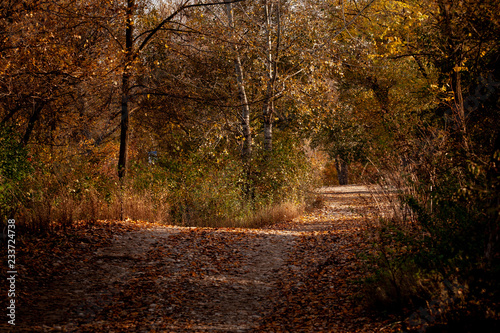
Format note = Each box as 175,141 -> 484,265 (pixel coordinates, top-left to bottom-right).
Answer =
364,164 -> 420,230
120,190 -> 170,224
17,186 -> 171,233
360,166 -> 437,312
243,202 -> 302,228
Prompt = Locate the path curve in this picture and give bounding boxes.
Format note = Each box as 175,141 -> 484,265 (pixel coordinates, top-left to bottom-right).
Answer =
13,185 -> 385,332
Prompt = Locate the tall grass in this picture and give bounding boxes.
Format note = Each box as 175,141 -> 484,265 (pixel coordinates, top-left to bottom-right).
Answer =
4,135 -> 319,233
14,165 -> 171,234
361,133 -> 500,326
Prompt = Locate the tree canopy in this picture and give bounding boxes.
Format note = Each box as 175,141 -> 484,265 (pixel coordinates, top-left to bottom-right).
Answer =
1,0 -> 498,327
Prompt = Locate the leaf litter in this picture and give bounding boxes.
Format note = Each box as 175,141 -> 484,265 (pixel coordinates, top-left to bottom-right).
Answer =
0,185 -> 393,332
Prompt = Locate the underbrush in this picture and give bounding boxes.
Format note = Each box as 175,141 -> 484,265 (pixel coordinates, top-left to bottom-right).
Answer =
361,137 -> 500,330
163,137 -> 316,228
1,134 -> 318,233
9,161 -> 170,234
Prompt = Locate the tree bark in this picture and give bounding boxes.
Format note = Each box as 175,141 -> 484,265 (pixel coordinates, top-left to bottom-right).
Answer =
118,0 -> 134,180
437,0 -> 469,153
225,1 -> 252,162
335,156 -> 349,185
118,73 -> 130,180
238,58 -> 252,162
263,112 -> 273,152
21,101 -> 44,146
367,76 -> 390,115
450,70 -> 470,152
262,0 -> 279,153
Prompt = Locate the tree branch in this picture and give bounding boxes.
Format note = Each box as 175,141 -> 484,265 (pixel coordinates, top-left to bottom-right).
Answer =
136,0 -> 246,55
331,0 -> 377,40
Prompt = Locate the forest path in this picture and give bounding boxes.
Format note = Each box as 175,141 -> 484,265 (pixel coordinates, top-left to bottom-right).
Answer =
10,185 -> 386,332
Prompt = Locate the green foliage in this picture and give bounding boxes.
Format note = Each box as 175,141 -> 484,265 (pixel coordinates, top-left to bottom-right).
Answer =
0,126 -> 33,219
162,151 -> 249,227
312,106 -> 368,164
8,143 -> 171,232
251,135 -> 315,206
348,0 -> 500,323
158,134 -> 315,227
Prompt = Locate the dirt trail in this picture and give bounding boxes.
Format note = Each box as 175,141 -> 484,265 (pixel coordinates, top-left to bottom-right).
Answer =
10,185 -> 384,332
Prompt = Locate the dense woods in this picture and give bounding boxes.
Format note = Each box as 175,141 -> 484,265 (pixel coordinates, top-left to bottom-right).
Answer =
1,0 -> 499,330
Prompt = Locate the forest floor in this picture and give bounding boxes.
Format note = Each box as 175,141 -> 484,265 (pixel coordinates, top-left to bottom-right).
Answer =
1,185 -> 397,332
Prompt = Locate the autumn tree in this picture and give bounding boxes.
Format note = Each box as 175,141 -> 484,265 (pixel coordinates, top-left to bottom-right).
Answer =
109,0 -> 246,183
0,1 -> 108,146
415,0 -> 500,154
338,0 -> 500,318
260,0 -> 281,152
306,0 -> 445,184
406,0 -> 500,269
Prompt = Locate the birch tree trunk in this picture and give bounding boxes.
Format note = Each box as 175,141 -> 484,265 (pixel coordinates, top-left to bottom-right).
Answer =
262,0 -> 280,153
224,1 -> 252,162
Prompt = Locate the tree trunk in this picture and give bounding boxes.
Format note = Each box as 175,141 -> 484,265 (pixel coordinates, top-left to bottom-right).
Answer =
451,70 -> 470,152
225,1 -> 252,162
367,76 -> 390,115
118,0 -> 134,180
236,56 -> 252,162
262,0 -> 279,153
437,0 -> 469,153
118,73 -> 130,180
21,101 -> 44,145
335,156 -> 349,185
263,110 -> 273,152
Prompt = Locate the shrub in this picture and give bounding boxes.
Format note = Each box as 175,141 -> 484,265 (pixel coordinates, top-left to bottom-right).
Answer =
161,135 -> 317,227
363,131 -> 500,325
0,126 -> 33,221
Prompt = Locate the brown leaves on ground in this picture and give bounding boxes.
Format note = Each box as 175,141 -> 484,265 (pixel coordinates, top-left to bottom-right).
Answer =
0,220 -> 142,331
1,185 -> 392,332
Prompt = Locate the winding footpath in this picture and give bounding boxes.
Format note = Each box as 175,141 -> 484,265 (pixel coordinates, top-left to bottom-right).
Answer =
10,185 -> 388,332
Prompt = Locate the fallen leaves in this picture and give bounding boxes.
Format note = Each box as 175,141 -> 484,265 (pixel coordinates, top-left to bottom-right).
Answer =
0,185 -> 393,332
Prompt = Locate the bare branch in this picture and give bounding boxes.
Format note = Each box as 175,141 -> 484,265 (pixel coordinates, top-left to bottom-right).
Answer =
136,0 -> 246,55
